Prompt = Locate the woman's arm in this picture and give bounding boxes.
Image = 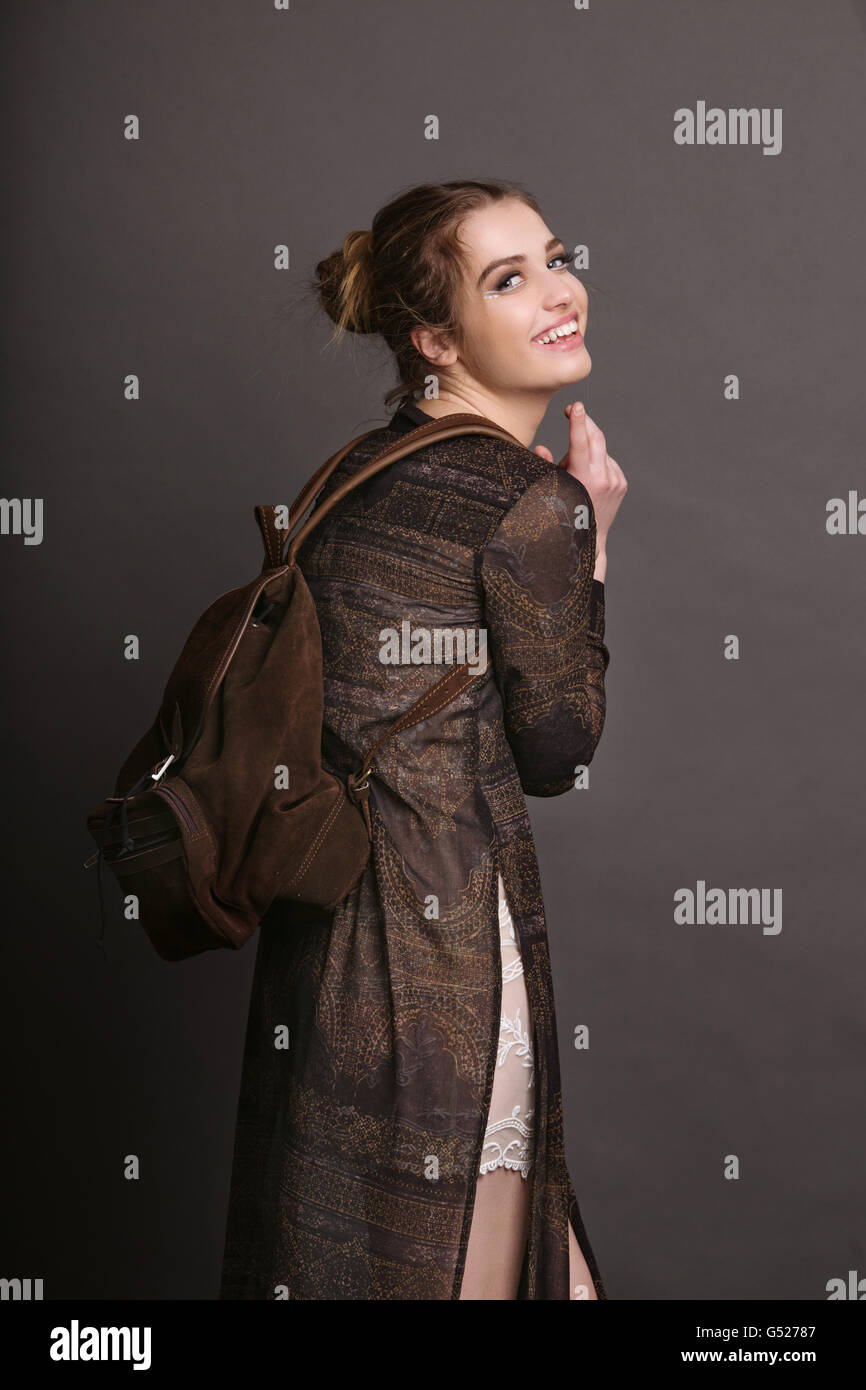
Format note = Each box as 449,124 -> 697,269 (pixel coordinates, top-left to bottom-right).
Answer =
480,466 -> 609,798
534,401 -> 626,588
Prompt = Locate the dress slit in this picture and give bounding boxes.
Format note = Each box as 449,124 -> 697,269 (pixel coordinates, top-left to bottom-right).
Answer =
478,873 -> 537,1180
473,872 -> 599,1300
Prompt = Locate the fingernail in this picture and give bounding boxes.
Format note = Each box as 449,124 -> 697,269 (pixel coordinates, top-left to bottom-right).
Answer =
574,403 -> 585,415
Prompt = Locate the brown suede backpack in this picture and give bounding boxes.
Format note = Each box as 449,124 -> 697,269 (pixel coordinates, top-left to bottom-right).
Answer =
84,412 -> 520,962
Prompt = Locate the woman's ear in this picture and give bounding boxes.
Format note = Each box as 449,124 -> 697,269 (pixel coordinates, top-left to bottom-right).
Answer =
411,324 -> 458,368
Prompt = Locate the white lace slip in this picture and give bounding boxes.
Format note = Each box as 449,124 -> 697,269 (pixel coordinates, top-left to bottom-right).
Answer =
478,872 -> 536,1180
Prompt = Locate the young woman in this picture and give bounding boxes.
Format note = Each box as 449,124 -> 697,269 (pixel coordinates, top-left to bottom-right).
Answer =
220,178 -> 626,1301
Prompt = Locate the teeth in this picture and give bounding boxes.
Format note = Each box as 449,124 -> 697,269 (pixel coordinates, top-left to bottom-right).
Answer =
535,318 -> 579,344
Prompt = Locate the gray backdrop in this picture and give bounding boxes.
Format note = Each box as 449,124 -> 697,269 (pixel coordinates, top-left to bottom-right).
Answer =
2,0 -> 864,1300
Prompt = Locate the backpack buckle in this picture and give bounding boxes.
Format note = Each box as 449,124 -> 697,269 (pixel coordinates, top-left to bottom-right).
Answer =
346,769 -> 373,839
346,768 -> 371,797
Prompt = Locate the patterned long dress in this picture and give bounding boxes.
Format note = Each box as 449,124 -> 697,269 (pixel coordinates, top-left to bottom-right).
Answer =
219,398 -> 610,1299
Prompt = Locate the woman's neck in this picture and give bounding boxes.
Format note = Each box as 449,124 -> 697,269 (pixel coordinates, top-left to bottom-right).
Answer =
407,390 -> 548,450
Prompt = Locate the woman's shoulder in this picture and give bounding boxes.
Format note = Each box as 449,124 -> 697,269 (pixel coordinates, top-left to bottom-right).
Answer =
322,407 -> 576,516
415,428 -> 582,513
383,406 -> 555,498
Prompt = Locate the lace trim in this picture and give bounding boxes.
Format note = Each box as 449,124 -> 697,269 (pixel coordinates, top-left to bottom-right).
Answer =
479,1106 -> 535,1180
479,1157 -> 532,1179
479,876 -> 537,1180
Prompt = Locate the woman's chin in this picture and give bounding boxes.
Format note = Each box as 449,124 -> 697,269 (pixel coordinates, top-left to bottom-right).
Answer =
557,347 -> 591,383
530,346 -> 592,384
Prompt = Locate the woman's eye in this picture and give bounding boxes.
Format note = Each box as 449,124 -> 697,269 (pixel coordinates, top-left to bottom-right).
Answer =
494,255 -> 571,292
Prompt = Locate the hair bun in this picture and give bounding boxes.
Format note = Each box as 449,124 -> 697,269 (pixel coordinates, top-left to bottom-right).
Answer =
315,228 -> 378,336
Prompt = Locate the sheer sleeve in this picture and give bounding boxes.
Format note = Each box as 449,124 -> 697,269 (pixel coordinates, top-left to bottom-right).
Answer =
480,466 -> 609,797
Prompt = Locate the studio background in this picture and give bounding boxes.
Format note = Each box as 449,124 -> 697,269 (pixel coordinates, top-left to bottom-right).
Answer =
2,0 -> 864,1299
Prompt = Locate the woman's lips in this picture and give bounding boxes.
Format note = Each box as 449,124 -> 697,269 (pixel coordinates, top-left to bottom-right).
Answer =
531,329 -> 584,351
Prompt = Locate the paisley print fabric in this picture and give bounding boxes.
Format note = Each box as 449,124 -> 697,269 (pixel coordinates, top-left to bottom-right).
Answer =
219,398 -> 610,1300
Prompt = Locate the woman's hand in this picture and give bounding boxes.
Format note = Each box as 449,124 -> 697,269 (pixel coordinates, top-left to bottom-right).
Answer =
534,403 -> 627,581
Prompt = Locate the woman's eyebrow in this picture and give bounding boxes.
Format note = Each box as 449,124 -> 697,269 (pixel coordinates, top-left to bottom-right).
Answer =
476,235 -> 565,288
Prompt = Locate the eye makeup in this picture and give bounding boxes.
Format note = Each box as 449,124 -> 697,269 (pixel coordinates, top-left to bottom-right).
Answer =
476,235 -> 570,291
492,250 -> 571,294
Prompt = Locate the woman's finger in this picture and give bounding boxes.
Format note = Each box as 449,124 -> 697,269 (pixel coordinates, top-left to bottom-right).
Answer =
582,413 -> 608,469
567,403 -> 591,469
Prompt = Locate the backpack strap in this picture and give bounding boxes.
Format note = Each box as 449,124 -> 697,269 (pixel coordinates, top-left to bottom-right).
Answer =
286,428 -> 373,531
254,414 -> 518,574
350,659 -> 484,790
254,426 -> 385,571
254,507 -> 286,570
284,411 -> 521,566
256,412 -> 523,795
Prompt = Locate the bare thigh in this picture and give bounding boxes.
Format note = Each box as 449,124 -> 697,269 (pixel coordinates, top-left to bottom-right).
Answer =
458,1170 -> 598,1300
459,1167 -> 530,1300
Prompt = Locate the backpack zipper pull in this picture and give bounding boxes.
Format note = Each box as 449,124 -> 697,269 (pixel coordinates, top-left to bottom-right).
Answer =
151,753 -> 176,783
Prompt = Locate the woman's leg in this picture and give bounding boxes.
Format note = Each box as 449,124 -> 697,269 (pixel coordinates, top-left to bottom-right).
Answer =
568,1217 -> 598,1299
459,1168 -> 530,1299
459,1179 -> 599,1299
460,876 -> 534,1299
459,874 -> 598,1299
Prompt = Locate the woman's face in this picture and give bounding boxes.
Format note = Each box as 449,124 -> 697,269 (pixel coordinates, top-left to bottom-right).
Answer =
417,199 -> 590,397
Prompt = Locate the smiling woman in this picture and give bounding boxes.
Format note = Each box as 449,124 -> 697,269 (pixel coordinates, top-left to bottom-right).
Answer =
219,178 -> 626,1301
394,195 -> 593,448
